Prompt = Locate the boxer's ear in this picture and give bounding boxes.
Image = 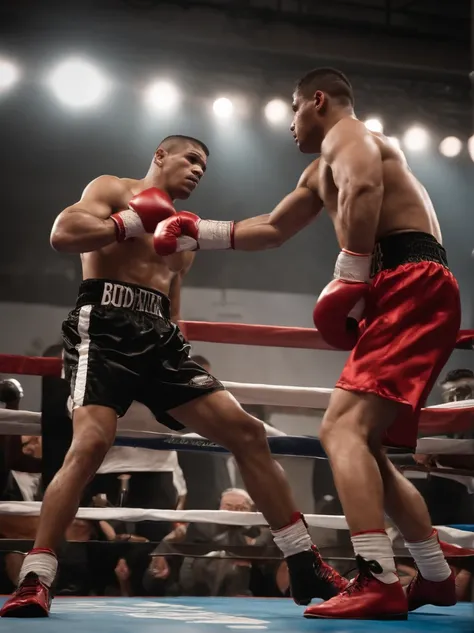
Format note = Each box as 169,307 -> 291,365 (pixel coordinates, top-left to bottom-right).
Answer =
314,90 -> 326,111
154,147 -> 167,167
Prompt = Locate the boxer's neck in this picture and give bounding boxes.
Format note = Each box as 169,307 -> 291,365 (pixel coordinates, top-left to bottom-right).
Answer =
141,168 -> 174,200
321,108 -> 356,140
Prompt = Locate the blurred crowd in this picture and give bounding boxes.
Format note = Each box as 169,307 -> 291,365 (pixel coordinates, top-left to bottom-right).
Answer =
0,365 -> 473,600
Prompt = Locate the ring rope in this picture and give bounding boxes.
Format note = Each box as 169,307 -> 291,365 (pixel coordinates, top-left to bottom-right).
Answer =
0,502 -> 473,550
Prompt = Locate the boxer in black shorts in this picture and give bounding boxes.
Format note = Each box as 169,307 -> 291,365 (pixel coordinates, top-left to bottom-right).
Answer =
63,279 -> 223,427
1,135 -> 347,618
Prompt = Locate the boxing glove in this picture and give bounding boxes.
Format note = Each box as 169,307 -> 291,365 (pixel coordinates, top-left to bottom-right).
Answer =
111,188 -> 175,242
313,249 -> 371,351
153,211 -> 234,255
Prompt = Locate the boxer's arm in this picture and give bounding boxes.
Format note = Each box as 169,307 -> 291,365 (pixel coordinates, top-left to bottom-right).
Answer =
50,175 -> 125,253
323,121 -> 384,253
233,179 -> 323,251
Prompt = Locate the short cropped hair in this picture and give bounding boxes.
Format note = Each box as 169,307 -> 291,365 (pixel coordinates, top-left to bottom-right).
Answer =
295,68 -> 354,107
158,135 -> 210,157
441,368 -> 474,384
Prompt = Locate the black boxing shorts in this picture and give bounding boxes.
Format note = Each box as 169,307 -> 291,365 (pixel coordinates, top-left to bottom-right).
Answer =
62,279 -> 224,430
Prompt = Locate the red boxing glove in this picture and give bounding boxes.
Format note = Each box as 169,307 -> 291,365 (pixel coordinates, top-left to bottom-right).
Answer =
111,188 -> 175,242
313,249 -> 371,351
153,211 -> 234,255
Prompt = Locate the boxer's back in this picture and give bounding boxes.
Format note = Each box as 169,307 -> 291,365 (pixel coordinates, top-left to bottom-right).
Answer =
316,126 -> 442,247
81,178 -> 177,294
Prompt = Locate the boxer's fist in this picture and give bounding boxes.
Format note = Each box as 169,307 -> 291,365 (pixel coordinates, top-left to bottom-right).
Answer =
313,249 -> 371,351
111,188 -> 175,242
153,211 -> 234,255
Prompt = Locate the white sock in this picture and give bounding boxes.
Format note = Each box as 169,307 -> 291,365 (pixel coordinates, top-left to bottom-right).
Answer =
272,516 -> 312,558
405,530 -> 451,582
351,530 -> 399,584
18,549 -> 58,588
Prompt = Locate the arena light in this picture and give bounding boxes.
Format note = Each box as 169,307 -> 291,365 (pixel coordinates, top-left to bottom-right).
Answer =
264,99 -> 289,124
403,126 -> 430,152
145,80 -> 180,112
0,58 -> 20,92
468,135 -> 474,162
48,58 -> 108,108
439,136 -> 462,158
388,136 -> 401,150
364,117 -> 383,133
213,97 -> 233,119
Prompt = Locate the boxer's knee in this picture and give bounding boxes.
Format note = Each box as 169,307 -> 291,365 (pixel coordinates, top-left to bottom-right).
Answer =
64,405 -> 117,479
225,412 -> 268,459
321,388 -> 396,453
320,402 -> 370,454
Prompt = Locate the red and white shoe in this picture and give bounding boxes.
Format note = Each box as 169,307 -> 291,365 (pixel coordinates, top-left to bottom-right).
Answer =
286,545 -> 349,605
304,556 -> 408,620
0,573 -> 52,618
406,569 -> 457,612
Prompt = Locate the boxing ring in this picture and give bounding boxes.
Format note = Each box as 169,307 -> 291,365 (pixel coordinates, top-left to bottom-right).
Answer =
1,319 -> 474,631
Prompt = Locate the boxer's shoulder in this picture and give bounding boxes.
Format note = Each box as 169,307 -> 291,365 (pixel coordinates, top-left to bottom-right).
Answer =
298,158 -> 321,192
81,175 -> 140,211
322,118 -> 373,160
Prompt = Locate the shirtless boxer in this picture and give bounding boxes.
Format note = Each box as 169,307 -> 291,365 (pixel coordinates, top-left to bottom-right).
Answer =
153,72 -> 462,620
0,134 -> 346,618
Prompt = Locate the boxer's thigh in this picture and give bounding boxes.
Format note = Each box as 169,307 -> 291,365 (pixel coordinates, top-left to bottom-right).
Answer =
322,387 -> 402,441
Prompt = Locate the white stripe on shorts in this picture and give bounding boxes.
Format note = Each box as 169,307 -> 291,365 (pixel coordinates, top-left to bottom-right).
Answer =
72,304 -> 93,407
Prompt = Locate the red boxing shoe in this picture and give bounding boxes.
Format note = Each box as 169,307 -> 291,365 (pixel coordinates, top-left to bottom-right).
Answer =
0,573 -> 52,618
286,545 -> 349,605
304,556 -> 408,620
406,569 -> 457,612
439,538 -> 474,564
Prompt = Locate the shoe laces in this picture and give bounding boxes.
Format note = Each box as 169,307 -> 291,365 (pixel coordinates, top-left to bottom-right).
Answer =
15,574 -> 41,599
318,560 -> 348,590
342,555 -> 379,596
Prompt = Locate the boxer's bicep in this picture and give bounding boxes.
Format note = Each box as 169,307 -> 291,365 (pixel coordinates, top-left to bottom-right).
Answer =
51,176 -> 124,252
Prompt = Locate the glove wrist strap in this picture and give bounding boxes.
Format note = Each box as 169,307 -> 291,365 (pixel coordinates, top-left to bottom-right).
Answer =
111,209 -> 145,241
197,220 -> 234,250
334,249 -> 371,283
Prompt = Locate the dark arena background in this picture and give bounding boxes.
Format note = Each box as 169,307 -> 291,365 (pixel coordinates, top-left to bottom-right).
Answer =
0,1 -> 473,631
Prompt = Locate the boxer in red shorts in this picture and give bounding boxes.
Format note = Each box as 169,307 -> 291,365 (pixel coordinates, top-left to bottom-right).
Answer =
153,69 -> 463,620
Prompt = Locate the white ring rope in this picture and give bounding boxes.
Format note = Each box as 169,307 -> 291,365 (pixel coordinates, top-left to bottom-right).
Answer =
0,502 -> 472,549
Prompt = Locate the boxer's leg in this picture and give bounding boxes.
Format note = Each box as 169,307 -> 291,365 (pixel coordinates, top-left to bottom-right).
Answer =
319,388 -> 401,586
372,449 -> 432,542
20,405 -> 117,587
168,390 -> 299,530
320,388 -> 396,533
373,449 -> 451,582
168,390 -> 349,603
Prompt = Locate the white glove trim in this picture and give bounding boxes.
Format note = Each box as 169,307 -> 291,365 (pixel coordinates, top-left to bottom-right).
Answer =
197,220 -> 233,250
334,249 -> 372,283
114,209 -> 145,240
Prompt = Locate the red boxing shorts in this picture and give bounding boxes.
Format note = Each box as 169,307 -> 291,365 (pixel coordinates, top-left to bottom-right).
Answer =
336,232 -> 461,450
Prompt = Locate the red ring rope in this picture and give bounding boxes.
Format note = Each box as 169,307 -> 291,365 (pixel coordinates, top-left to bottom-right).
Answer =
1,320 -> 473,436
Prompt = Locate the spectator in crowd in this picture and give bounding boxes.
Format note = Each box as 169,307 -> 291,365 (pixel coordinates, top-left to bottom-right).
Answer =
143,488 -> 267,597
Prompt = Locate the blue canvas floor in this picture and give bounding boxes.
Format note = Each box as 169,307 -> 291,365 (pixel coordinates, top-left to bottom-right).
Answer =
0,597 -> 473,633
